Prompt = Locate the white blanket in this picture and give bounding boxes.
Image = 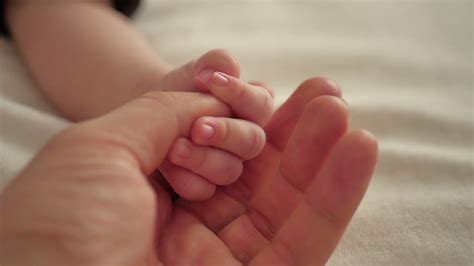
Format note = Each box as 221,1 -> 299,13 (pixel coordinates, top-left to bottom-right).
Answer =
1,0 -> 472,264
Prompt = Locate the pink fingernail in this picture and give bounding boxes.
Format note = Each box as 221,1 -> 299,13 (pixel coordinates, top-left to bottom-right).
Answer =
176,142 -> 192,160
200,123 -> 215,139
197,69 -> 214,83
212,72 -> 229,87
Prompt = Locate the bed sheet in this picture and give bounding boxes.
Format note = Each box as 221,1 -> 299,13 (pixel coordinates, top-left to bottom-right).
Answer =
0,0 -> 472,264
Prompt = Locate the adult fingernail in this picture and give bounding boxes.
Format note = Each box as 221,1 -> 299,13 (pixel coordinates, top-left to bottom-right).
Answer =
197,68 -> 214,83
200,123 -> 215,139
212,72 -> 229,87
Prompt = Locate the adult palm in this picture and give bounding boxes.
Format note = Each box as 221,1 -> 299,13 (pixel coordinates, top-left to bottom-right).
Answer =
0,78 -> 377,266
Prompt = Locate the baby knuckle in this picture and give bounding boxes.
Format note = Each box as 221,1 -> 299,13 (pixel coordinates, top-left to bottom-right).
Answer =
234,81 -> 249,107
258,89 -> 274,125
218,119 -> 231,144
244,125 -> 266,159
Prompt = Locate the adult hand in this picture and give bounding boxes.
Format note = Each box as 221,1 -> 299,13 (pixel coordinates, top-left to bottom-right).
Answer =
0,78 -> 377,266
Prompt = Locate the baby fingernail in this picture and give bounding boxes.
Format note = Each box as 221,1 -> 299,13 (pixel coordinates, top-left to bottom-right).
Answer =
197,68 -> 214,82
212,72 -> 229,87
200,123 -> 215,139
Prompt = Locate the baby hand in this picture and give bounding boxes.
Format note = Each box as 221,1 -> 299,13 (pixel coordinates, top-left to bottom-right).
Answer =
160,71 -> 273,200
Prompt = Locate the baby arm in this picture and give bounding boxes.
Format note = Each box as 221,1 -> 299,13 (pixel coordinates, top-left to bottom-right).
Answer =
5,0 -> 170,120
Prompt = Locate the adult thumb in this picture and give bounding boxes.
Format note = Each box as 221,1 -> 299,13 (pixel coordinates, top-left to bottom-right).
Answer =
67,91 -> 231,175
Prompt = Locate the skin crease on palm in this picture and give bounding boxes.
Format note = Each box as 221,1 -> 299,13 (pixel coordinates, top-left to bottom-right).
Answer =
0,78 -> 378,266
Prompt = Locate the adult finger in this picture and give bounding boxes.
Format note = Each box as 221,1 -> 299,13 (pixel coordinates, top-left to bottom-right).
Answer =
250,130 -> 378,266
280,96 -> 348,191
265,77 -> 341,150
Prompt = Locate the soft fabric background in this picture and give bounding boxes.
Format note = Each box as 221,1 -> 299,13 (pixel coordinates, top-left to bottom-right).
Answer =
0,0 -> 472,264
